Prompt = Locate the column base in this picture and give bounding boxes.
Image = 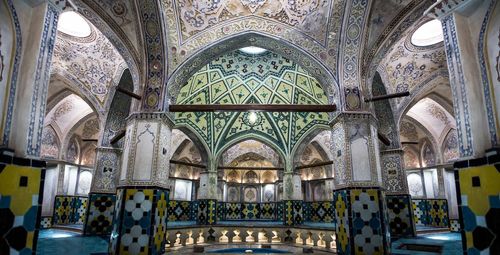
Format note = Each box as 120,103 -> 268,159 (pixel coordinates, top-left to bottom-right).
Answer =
333,187 -> 390,255
386,194 -> 415,239
109,187 -> 169,255
0,156 -> 46,255
84,192 -> 116,236
196,199 -> 217,225
283,200 -> 303,226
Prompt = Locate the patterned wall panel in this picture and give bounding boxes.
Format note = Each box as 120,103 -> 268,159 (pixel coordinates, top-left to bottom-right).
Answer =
72,196 -> 88,224
304,202 -> 334,223
190,200 -> 198,221
53,196 -> 73,225
109,188 -> 169,255
197,199 -> 217,225
333,188 -> 390,255
216,201 -> 225,221
167,200 -> 192,221
260,203 -> 276,220
225,203 -> 241,220
241,203 -> 260,220
456,164 -> 500,254
386,195 -> 415,238
411,199 -> 449,228
284,200 -> 303,226
276,201 -> 284,222
84,193 -> 116,236
427,199 -> 449,228
0,163 -> 44,255
40,217 -> 52,229
53,195 -> 88,225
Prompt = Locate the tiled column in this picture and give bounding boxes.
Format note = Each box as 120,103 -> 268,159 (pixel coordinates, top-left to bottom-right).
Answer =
282,162 -> 303,226
109,113 -> 172,255
0,149 -> 47,254
381,149 -> 415,239
196,160 -> 218,225
84,148 -> 121,236
331,113 -> 391,255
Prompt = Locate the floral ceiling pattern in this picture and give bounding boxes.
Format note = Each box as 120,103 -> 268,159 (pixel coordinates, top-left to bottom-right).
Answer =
51,21 -> 126,107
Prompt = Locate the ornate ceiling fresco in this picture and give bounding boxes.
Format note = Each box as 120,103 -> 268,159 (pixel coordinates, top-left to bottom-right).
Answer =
175,50 -> 330,159
51,16 -> 126,110
406,97 -> 455,141
160,0 -> 345,75
44,94 -> 93,137
222,139 -> 280,167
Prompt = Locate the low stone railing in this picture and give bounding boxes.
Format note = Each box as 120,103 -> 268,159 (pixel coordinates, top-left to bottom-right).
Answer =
166,226 -> 336,250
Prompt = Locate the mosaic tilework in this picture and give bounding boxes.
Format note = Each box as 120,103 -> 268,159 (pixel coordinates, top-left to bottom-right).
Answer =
197,199 -> 217,225
225,203 -> 241,220
333,188 -> 390,255
304,202 -> 334,223
283,200 -> 303,226
72,196 -> 88,224
216,201 -> 225,221
456,164 -> 500,254
190,200 -> 198,220
53,196 -> 73,225
53,195 -> 88,225
40,216 -> 52,229
167,200 -> 192,221
0,163 -> 44,255
411,199 -> 449,228
450,219 -> 460,232
109,187 -> 169,255
84,193 -> 116,236
428,199 -> 449,228
241,203 -> 260,220
333,190 -> 350,255
412,199 -> 429,225
386,195 -> 415,239
260,203 -> 276,220
276,202 -> 284,223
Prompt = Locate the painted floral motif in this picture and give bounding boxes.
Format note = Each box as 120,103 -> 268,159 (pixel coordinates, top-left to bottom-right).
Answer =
400,121 -> 418,141
51,100 -> 74,122
40,126 -> 60,159
426,104 -> 450,125
422,143 -> 435,167
443,129 -> 459,162
67,137 -> 79,163
82,117 -> 100,138
403,148 -> 419,168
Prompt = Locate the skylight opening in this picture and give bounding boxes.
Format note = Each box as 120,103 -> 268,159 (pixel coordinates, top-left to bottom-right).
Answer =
411,19 -> 444,47
57,11 -> 92,38
239,46 -> 267,55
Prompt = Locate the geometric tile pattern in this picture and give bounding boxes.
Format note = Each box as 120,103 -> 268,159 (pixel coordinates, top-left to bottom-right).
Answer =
303,202 -> 334,223
260,203 -> 277,220
40,217 -> 52,229
0,164 -> 44,255
411,199 -> 449,228
167,200 -> 192,221
276,202 -> 284,223
197,199 -> 217,225
450,219 -> 460,232
216,202 -> 225,222
241,203 -> 260,220
284,200 -> 303,226
333,188 -> 390,255
225,203 -> 242,220
109,187 -> 169,255
386,195 -> 415,239
456,164 -> 500,254
53,195 -> 88,225
84,193 -> 116,236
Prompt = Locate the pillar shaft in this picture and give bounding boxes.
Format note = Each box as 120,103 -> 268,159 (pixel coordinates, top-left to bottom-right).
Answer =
331,113 -> 390,254
108,113 -> 172,255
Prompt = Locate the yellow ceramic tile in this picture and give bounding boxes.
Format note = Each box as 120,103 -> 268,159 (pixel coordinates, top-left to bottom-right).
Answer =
0,165 -> 41,215
459,165 -> 500,215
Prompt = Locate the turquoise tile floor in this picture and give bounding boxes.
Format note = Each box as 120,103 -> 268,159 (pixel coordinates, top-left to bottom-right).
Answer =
392,232 -> 463,255
36,229 -> 108,255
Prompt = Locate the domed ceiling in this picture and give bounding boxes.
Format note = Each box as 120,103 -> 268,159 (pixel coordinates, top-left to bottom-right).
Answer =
174,49 -> 330,158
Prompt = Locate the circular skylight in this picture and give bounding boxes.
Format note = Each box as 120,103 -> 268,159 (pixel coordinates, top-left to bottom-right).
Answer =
411,20 -> 444,47
239,46 -> 267,55
57,11 -> 91,38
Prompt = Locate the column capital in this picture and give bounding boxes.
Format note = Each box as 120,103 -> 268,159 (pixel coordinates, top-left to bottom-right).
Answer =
126,112 -> 175,127
329,111 -> 377,127
380,148 -> 404,156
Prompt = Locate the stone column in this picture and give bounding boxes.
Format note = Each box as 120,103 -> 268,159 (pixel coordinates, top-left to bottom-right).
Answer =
282,160 -> 303,226
7,0 -> 73,157
196,160 -> 217,225
381,149 -> 416,239
84,147 -> 121,236
331,113 -> 391,255
109,113 -> 171,255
